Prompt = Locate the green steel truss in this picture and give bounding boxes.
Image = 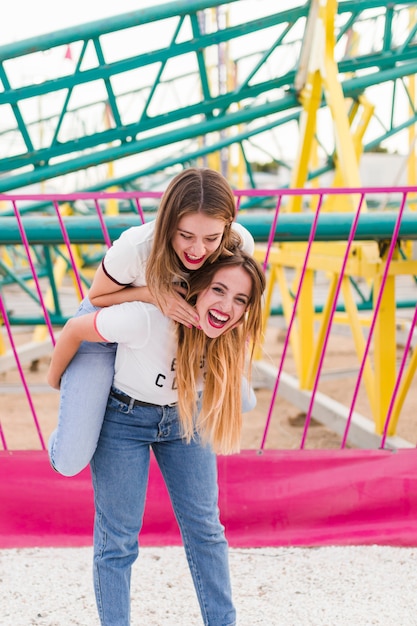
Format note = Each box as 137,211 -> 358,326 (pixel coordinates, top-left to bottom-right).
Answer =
1,0 -> 417,192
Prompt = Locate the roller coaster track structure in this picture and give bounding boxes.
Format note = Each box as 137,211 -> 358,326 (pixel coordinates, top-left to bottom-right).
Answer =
1,0 -> 417,193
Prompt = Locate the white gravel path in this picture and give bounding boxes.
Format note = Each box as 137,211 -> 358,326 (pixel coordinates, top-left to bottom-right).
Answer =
1,545 -> 417,625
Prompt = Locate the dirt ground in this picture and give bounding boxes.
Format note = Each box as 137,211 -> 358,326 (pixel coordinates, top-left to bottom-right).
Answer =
1,321 -> 416,451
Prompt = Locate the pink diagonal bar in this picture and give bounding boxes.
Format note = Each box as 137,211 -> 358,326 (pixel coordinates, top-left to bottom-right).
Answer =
0,294 -> 46,450
262,195 -> 283,272
0,422 -> 6,451
259,192 -> 325,451
93,199 -> 112,249
380,300 -> 417,448
134,198 -> 146,224
52,200 -> 85,301
300,193 -> 366,449
341,191 -> 409,448
12,201 -> 55,345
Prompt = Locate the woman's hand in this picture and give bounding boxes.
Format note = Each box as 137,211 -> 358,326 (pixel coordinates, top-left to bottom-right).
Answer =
89,263 -> 199,326
158,291 -> 199,327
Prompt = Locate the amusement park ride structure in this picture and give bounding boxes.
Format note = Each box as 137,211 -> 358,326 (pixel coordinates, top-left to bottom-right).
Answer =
2,0 -> 417,449
0,0 -> 417,193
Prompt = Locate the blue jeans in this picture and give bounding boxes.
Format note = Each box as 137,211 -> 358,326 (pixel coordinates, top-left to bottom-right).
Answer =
90,392 -> 236,626
48,297 -> 256,478
48,297 -> 116,476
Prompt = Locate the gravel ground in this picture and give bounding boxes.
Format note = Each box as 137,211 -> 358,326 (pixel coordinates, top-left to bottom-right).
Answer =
1,545 -> 417,625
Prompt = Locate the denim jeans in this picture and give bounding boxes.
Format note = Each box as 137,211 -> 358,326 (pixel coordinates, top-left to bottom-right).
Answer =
90,392 -> 236,626
48,298 -> 256,478
48,297 -> 116,476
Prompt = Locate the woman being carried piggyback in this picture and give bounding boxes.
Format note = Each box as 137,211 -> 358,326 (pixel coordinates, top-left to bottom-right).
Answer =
48,167 -> 256,476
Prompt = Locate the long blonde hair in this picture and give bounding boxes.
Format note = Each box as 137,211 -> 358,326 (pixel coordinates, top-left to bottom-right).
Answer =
146,168 -> 242,302
175,251 -> 265,455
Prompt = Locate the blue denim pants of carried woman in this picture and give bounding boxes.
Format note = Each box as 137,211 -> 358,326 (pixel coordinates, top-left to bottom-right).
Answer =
90,392 -> 236,626
48,297 -> 117,476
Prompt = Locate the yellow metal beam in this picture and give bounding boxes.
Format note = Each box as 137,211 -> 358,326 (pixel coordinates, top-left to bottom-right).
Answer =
340,276 -> 376,415
297,269 -> 315,387
289,0 -> 365,208
288,70 -> 323,212
390,340 -> 417,431
373,272 -> 397,434
306,272 -> 339,389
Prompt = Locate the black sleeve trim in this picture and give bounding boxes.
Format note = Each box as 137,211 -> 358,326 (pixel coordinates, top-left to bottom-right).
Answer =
101,259 -> 132,287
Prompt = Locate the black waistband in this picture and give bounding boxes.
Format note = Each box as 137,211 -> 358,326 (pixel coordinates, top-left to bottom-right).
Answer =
110,389 -> 177,409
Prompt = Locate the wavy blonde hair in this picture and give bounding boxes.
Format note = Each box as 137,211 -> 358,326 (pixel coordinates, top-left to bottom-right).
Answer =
175,251 -> 265,455
146,168 -> 242,303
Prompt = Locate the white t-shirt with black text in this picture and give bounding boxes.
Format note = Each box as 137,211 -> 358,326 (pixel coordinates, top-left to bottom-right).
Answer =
94,301 -> 204,405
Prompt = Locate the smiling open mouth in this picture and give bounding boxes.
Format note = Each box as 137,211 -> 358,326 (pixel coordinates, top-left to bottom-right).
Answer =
208,309 -> 230,328
184,252 -> 205,264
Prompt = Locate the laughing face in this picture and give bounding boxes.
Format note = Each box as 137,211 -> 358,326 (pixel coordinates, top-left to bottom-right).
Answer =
171,213 -> 227,270
195,265 -> 252,339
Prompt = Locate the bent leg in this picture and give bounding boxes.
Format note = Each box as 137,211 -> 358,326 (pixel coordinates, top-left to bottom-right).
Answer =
48,297 -> 116,476
154,432 -> 236,626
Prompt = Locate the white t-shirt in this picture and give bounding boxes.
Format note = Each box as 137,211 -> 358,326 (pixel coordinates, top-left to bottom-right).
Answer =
94,301 -> 204,405
102,219 -> 254,286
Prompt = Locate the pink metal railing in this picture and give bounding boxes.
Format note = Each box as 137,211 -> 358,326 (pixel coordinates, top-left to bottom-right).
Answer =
1,187 -> 417,451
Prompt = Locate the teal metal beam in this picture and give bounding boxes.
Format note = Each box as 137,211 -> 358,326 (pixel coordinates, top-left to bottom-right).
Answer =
0,13 -> 296,106
0,0 -> 242,61
0,80 -> 298,173
3,47 -> 417,194
5,50 -> 417,178
0,97 -> 298,192
338,0 -> 417,14
1,0 -> 417,193
2,212 -> 417,244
